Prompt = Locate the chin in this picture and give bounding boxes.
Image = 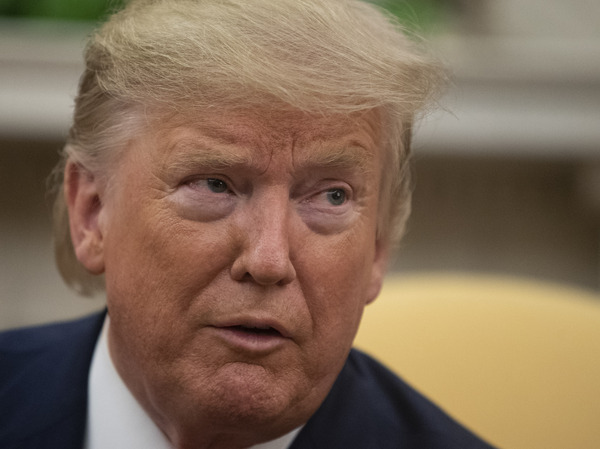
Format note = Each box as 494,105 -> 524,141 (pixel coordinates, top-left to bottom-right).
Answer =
196,362 -> 315,430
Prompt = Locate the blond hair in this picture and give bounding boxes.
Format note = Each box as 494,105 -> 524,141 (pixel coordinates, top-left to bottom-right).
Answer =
52,0 -> 444,295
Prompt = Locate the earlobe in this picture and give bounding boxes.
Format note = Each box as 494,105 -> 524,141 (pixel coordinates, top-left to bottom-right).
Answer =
64,160 -> 106,274
365,240 -> 389,305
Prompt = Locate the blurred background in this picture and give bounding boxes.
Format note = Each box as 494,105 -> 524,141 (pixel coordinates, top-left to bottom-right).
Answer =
1,0 -> 600,330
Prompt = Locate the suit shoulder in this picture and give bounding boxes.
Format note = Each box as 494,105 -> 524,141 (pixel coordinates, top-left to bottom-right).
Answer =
0,312 -> 105,446
0,312 -> 104,354
346,349 -> 497,448
292,349 -> 497,449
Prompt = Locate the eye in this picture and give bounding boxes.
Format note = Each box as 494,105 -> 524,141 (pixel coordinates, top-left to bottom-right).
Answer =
325,188 -> 347,206
206,178 -> 228,193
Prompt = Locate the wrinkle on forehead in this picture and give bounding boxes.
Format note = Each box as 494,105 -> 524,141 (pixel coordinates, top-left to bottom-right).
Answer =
290,111 -> 382,175
153,108 -> 381,175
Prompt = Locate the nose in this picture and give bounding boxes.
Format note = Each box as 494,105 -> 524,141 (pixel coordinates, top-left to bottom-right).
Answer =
230,193 -> 297,286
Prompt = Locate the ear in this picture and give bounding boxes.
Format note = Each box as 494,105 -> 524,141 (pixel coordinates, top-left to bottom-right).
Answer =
365,239 -> 389,305
64,160 -> 106,274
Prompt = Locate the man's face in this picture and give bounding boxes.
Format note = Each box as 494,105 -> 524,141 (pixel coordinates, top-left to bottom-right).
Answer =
84,108 -> 388,444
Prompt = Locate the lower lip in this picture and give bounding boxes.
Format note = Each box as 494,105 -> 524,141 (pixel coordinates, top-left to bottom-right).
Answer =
209,326 -> 289,354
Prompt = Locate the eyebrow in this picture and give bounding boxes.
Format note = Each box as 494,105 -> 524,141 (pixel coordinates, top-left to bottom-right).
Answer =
297,142 -> 375,174
164,139 -> 252,173
163,137 -> 376,174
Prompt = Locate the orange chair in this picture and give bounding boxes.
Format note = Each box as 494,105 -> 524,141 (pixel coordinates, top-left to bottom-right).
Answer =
354,272 -> 600,449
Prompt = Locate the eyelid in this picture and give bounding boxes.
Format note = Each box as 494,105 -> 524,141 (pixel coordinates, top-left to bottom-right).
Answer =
185,176 -> 240,199
301,182 -> 354,206
324,183 -> 353,200
183,174 -> 231,188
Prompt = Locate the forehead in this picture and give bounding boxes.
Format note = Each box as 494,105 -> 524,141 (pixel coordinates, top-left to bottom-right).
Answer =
148,108 -> 383,173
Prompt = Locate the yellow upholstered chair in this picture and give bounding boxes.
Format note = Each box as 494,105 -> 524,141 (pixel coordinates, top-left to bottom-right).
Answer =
354,272 -> 600,449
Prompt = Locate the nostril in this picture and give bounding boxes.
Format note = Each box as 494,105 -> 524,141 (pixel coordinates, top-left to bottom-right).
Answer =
230,233 -> 297,285
241,272 -> 253,282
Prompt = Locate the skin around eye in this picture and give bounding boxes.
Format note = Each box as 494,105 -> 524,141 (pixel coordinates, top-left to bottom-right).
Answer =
295,184 -> 357,235
172,177 -> 237,222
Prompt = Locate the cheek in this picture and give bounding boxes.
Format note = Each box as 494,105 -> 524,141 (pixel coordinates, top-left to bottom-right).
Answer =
298,234 -> 376,359
104,218 -> 239,383
102,200 -> 234,326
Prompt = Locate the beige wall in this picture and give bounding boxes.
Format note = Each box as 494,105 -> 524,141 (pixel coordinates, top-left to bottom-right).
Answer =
395,155 -> 600,289
0,139 -> 105,330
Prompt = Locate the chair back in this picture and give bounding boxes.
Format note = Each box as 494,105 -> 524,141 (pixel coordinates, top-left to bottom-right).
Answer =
354,273 -> 600,449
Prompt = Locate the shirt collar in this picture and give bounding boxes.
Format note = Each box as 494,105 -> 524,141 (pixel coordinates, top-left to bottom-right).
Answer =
85,316 -> 301,449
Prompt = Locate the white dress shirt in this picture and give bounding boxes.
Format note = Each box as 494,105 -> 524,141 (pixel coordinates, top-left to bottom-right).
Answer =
85,317 -> 301,449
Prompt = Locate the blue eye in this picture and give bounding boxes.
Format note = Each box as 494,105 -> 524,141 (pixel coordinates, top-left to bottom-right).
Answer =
326,189 -> 346,206
206,178 -> 228,193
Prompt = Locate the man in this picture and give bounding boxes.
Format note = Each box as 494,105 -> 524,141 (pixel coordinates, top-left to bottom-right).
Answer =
0,1 -> 495,448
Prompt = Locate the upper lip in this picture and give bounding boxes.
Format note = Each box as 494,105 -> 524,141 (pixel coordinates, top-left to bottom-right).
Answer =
213,316 -> 292,339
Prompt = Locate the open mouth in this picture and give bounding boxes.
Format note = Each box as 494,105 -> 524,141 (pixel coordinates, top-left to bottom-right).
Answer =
227,325 -> 281,337
212,322 -> 289,351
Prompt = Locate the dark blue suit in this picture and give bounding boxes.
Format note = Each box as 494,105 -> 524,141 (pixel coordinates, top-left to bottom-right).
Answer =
1,313 -> 496,449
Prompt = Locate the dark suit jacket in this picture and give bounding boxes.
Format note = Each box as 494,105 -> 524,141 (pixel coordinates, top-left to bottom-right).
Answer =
1,313 -> 496,449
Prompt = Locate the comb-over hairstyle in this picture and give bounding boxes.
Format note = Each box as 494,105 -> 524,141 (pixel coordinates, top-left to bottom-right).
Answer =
52,0 -> 444,295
